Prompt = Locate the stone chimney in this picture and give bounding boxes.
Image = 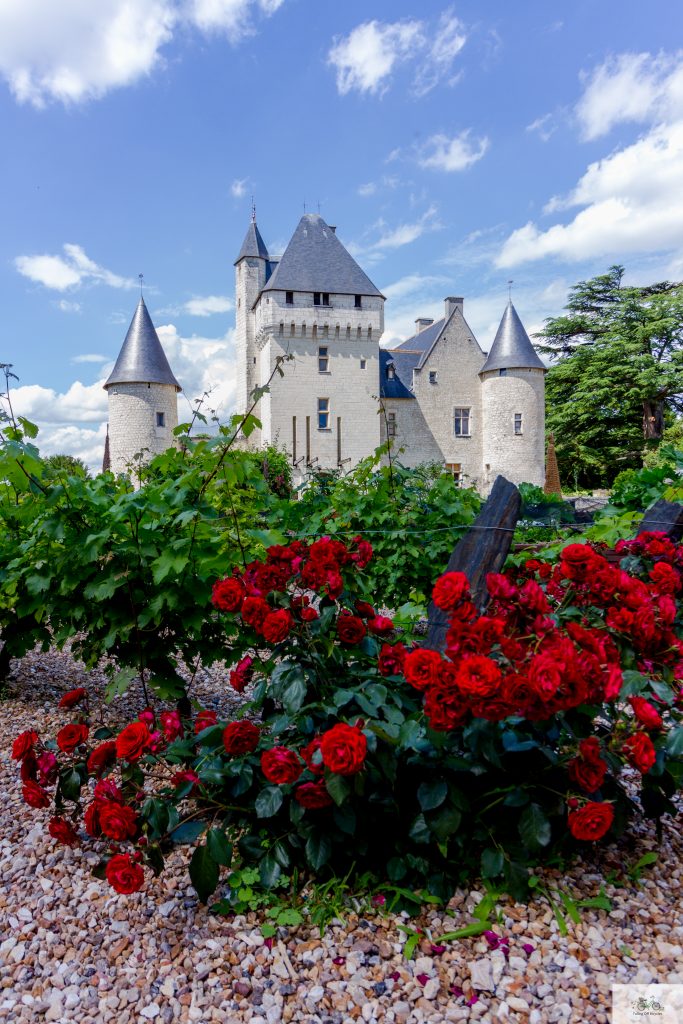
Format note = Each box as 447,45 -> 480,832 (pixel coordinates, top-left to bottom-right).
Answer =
445,296 -> 464,319
415,317 -> 435,333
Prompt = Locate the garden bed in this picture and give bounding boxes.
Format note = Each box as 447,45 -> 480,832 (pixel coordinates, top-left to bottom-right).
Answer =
1,647 -> 681,1024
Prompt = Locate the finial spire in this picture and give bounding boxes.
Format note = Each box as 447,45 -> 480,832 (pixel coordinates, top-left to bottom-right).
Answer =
139,273 -> 144,296
507,279 -> 513,302
251,196 -> 256,222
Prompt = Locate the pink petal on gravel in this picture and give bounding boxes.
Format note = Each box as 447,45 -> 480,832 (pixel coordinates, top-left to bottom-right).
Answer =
466,994 -> 479,1006
416,973 -> 430,985
449,985 -> 464,998
431,944 -> 446,954
333,957 -> 345,966
522,943 -> 535,955
389,971 -> 401,982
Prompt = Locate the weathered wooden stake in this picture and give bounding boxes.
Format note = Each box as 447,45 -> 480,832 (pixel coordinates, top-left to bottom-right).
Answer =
637,498 -> 683,542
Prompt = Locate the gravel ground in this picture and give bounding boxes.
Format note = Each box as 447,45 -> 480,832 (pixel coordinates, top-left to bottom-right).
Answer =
1,647 -> 682,1024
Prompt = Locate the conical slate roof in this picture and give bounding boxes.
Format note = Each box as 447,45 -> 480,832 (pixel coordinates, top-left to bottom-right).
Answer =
104,297 -> 181,391
480,301 -> 545,374
262,214 -> 383,297
235,220 -> 270,264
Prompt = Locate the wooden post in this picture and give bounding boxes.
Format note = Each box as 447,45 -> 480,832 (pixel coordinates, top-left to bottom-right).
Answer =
637,498 -> 683,542
425,475 -> 521,654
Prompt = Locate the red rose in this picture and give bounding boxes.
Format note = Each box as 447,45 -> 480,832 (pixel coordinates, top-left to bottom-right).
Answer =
578,737 -> 602,764
455,655 -> 502,700
48,816 -> 79,846
84,802 -> 101,837
37,751 -> 58,784
649,561 -> 681,594
241,597 -> 271,630
12,730 -> 39,761
20,752 -> 38,782
629,697 -> 663,730
355,601 -> 376,619
622,731 -> 657,773
87,741 -> 117,777
368,615 -> 394,636
568,753 -> 607,793
403,649 -> 442,692
99,801 -> 138,840
260,747 -> 302,785
378,642 -> 406,677
262,609 -> 293,644
223,721 -> 260,756
58,687 -> 87,709
172,769 -> 201,792
229,656 -> 254,693
160,711 -> 183,741
195,709 -> 218,735
22,781 -> 50,808
424,686 -> 468,732
56,723 -> 89,754
106,853 -> 145,894
567,801 -> 614,841
300,738 -> 324,775
528,653 -> 562,701
320,723 -> 367,776
432,571 -> 470,611
559,544 -> 600,583
212,577 -> 245,612
300,607 -> 319,622
115,722 -> 150,762
486,573 -> 517,602
138,708 -> 155,728
94,778 -> 123,803
295,781 -> 333,809
337,613 -> 366,645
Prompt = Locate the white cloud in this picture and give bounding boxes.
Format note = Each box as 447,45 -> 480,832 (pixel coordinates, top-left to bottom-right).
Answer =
417,130 -> 489,172
497,119 -> 683,267
0,0 -> 286,108
374,205 -> 441,249
157,324 -> 237,419
12,379 -> 109,425
576,51 -> 683,141
358,182 -> 377,197
15,244 -> 136,292
231,177 -> 248,198
412,10 -> 466,97
526,113 -> 557,142
183,294 -> 233,316
72,353 -> 108,364
58,299 -> 82,313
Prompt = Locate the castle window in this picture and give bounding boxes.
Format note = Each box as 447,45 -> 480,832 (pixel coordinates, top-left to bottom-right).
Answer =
318,346 -> 329,373
312,324 -> 318,339
429,371 -> 438,384
335,324 -> 340,338
346,325 -> 351,339
454,408 -> 471,437
314,292 -> 321,306
354,295 -> 362,309
302,323 -> 306,337
318,398 -> 330,430
446,463 -> 462,486
313,292 -> 331,306
357,326 -> 362,340
360,358 -> 366,369
286,291 -> 294,305
279,322 -> 284,336
386,411 -> 397,437
514,413 -> 523,435
323,293 -> 330,306
499,368 -> 507,377
367,326 -> 372,340
290,322 -> 295,336
156,412 -> 165,427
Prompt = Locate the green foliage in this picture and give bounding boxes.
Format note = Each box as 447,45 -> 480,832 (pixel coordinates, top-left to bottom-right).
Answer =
43,453 -> 90,479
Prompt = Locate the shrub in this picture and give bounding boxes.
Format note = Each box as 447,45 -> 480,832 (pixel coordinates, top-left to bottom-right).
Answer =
14,531 -> 683,903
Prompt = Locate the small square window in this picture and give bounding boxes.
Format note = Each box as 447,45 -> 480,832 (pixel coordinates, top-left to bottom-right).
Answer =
360,358 -> 366,369
499,368 -> 507,377
318,346 -> 329,373
323,293 -> 330,306
454,408 -> 471,436
429,371 -> 438,384
286,291 -> 294,305
354,294 -> 362,309
313,292 -> 321,306
514,413 -> 523,435
446,462 -> 462,486
318,398 -> 330,430
156,412 -> 165,427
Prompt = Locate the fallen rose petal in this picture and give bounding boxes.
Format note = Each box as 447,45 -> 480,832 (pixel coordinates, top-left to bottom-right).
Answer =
466,994 -> 479,1006
372,894 -> 386,906
389,971 -> 401,982
333,957 -> 345,965
431,944 -> 446,954
263,938 -> 273,950
416,973 -> 430,985
522,943 -> 535,955
450,985 -> 464,998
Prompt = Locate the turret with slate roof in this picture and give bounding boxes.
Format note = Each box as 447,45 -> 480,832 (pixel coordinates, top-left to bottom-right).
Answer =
479,301 -> 545,374
104,294 -> 180,477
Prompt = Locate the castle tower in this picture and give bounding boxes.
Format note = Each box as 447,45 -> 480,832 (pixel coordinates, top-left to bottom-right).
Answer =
479,301 -> 546,492
234,217 -> 270,442
103,296 -> 181,476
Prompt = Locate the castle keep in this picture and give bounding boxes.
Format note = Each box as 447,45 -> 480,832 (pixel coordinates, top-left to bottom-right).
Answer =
105,213 -> 545,491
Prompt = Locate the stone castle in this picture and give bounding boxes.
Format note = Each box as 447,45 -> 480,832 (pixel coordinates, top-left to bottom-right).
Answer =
104,213 -> 546,491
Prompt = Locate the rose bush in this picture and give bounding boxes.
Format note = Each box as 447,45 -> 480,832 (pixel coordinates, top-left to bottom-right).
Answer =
12,531 -> 683,902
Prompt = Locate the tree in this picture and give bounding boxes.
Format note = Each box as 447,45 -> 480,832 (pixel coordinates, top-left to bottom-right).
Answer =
43,453 -> 90,478
539,266 -> 683,489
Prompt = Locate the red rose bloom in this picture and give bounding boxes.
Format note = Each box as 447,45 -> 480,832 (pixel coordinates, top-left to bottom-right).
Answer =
172,769 -> 201,792
355,601 -> 376,619
56,723 -> 89,754
622,731 -> 657,773
99,801 -> 138,841
568,754 -> 607,793
261,747 -> 302,785
84,802 -> 101,837
432,571 -> 470,611
262,609 -> 293,644
295,781 -> 333,809
115,722 -> 150,762
229,656 -> 254,693
649,561 -> 681,594
87,741 -> 117,777
160,711 -> 183,741
20,752 -> 38,782
578,737 -> 602,764
48,816 -> 79,846
351,538 -> 373,569
223,720 -> 260,756
22,781 -> 50,809
241,597 -> 271,630
567,801 -> 614,841
106,854 -> 145,894
424,686 -> 468,731
378,642 -> 406,677
455,655 -> 502,700
337,613 -> 366,645
12,730 -> 39,761
300,737 -> 324,775
629,696 -> 663,730
58,687 -> 87,709
559,544 -> 600,583
320,723 -> 367,776
368,615 -> 394,636
300,607 -> 319,622
211,577 -> 245,612
403,648 -> 442,691
94,778 -> 123,803
194,709 -> 218,734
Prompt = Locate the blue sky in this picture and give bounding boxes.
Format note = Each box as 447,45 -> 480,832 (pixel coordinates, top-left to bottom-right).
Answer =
2,0 -> 683,467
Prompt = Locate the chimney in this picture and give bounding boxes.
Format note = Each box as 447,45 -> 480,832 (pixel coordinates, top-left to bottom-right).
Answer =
445,296 -> 463,319
415,317 -> 435,333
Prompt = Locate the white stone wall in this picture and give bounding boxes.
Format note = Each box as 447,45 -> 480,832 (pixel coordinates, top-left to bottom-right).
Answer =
380,398 -> 443,467
107,383 -> 179,476
235,257 -> 267,445
480,368 -> 545,491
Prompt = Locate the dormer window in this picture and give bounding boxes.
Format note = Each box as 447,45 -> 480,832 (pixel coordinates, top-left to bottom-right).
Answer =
387,364 -> 396,380
286,291 -> 294,305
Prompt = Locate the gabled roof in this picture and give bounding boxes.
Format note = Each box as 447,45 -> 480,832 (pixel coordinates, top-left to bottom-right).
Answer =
262,214 -> 383,297
480,301 -> 545,374
104,297 -> 181,391
235,220 -> 269,263
379,347 -> 418,399
394,317 -> 446,355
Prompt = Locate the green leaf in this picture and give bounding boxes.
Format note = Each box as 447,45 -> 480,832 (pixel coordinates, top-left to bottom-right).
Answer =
417,780 -> 448,812
206,828 -> 233,867
666,726 -> 683,756
408,813 -> 431,845
518,803 -> 552,849
280,673 -> 307,715
305,833 -> 332,870
104,667 -> 138,704
325,773 -> 351,807
170,820 -> 207,844
480,848 -> 504,878
259,852 -> 281,888
58,767 -> 83,802
151,550 -> 189,584
255,786 -> 284,818
429,805 -> 461,842
189,844 -> 219,903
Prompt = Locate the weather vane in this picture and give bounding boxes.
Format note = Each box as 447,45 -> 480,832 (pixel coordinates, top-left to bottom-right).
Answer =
139,273 -> 144,295
251,196 -> 256,222
508,279 -> 513,301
